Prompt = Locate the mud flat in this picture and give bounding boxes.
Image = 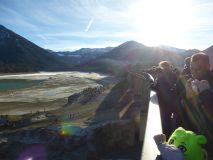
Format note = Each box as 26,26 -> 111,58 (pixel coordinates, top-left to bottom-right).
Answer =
0,72 -> 107,115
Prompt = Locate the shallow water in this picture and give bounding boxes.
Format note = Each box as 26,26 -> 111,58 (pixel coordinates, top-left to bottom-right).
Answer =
0,79 -> 43,91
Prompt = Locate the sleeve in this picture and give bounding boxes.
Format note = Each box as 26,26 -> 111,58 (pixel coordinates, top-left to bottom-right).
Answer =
199,89 -> 213,114
157,143 -> 185,160
150,78 -> 158,91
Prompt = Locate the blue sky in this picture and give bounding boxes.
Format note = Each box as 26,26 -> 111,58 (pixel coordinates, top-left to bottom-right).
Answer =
0,0 -> 213,51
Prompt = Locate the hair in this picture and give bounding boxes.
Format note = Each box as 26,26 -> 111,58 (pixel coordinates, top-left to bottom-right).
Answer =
158,61 -> 171,69
184,57 -> 191,66
191,52 -> 209,64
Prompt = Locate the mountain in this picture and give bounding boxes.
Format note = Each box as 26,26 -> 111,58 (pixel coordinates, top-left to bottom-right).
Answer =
56,47 -> 114,56
159,45 -> 187,53
47,47 -> 114,66
178,49 -> 200,57
0,25 -> 70,73
78,41 -> 186,74
203,45 -> 213,68
159,45 -> 200,56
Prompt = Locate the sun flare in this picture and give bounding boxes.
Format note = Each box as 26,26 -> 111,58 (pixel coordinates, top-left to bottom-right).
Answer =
128,0 -> 194,47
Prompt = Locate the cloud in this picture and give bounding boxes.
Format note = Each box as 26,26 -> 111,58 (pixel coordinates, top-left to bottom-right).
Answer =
36,34 -> 48,42
38,31 -> 136,39
0,5 -> 39,31
84,18 -> 94,32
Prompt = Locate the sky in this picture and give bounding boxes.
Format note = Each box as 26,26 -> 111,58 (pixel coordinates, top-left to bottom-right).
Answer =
0,0 -> 213,51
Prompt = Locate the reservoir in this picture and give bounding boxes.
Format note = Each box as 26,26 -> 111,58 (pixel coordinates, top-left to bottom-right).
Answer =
0,79 -> 43,91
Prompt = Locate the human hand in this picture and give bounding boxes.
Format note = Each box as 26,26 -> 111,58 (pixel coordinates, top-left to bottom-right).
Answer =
186,78 -> 196,99
191,79 -> 200,94
154,134 -> 166,146
190,79 -> 211,95
197,80 -> 211,93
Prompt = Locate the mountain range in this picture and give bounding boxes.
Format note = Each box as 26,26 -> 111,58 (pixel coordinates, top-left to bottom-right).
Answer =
0,25 -> 212,73
77,41 -> 200,74
46,47 -> 114,66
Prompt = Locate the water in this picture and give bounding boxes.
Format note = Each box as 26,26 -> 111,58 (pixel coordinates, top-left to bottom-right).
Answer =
0,79 -> 43,91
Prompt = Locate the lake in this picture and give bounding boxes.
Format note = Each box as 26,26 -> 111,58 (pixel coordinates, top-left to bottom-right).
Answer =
0,79 -> 43,91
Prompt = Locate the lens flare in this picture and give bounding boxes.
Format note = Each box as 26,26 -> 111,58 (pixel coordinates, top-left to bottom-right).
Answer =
18,144 -> 46,160
60,121 -> 82,136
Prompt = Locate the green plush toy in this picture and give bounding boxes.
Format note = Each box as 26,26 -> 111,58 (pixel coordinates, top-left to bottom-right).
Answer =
168,127 -> 207,160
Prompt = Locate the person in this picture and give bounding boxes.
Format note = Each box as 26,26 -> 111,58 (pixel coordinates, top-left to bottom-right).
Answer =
154,134 -> 185,160
182,57 -> 191,76
171,58 -> 192,127
177,52 -> 213,158
152,61 -> 178,137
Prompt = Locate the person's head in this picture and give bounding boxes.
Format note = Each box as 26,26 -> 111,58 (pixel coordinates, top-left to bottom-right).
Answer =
184,57 -> 191,67
159,61 -> 172,72
190,53 -> 210,80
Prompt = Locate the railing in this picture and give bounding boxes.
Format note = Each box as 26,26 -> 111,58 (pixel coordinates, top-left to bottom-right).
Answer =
140,91 -> 162,159
128,72 -> 162,160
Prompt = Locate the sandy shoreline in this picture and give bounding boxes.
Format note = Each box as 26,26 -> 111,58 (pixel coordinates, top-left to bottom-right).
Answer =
0,72 -> 110,115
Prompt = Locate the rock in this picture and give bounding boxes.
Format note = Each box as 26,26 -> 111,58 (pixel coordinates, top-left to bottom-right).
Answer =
86,141 -> 100,160
67,92 -> 81,104
87,120 -> 136,154
0,141 -> 26,160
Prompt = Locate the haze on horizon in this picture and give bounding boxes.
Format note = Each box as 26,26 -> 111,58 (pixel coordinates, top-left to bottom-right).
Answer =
0,0 -> 213,51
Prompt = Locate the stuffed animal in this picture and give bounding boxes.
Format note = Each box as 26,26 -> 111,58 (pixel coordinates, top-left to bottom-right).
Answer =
168,127 -> 207,160
154,127 -> 207,160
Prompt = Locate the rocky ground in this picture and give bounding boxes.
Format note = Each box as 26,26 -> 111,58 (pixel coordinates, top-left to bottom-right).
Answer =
0,120 -> 141,160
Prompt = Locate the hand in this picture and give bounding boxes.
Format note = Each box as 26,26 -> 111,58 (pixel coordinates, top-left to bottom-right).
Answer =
190,79 -> 211,95
154,134 -> 166,146
185,78 -> 196,99
197,80 -> 211,93
191,79 -> 200,94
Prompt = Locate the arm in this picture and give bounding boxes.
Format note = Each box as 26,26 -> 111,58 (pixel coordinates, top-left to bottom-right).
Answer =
199,89 -> 213,114
154,134 -> 185,160
157,143 -> 185,160
195,80 -> 213,113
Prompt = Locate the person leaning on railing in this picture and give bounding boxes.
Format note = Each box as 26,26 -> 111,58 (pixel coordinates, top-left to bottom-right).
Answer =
151,61 -> 179,138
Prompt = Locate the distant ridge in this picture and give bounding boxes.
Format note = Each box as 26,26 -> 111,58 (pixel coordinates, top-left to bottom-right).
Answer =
159,45 -> 187,53
46,47 -> 114,66
0,25 -> 70,73
78,41 -> 186,73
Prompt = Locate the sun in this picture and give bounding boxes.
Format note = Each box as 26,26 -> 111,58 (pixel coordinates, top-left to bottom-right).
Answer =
128,0 -> 194,47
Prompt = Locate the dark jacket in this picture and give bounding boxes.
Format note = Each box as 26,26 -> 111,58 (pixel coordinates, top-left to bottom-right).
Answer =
152,70 -> 178,136
154,70 -> 177,113
178,71 -> 213,158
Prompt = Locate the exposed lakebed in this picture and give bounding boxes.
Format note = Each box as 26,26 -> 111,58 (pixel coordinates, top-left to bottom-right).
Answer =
0,72 -> 107,115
